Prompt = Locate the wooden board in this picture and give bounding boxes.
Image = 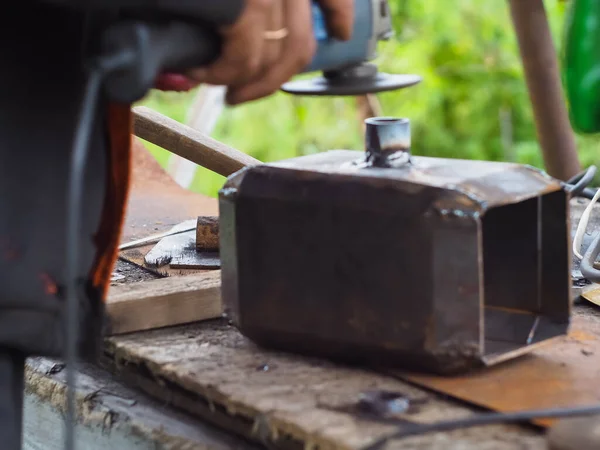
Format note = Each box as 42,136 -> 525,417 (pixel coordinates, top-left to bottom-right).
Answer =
103,320 -> 547,450
24,357 -> 257,450
105,144 -> 595,447
106,271 -> 222,335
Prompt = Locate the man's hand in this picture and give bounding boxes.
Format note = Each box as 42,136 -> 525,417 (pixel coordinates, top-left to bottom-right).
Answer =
177,0 -> 354,105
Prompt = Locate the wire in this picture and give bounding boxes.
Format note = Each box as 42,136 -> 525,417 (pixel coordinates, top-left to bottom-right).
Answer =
64,50 -> 134,450
580,225 -> 600,283
572,186 -> 600,260
118,225 -> 197,250
362,403 -> 600,450
568,166 -> 600,282
566,165 -> 597,197
64,68 -> 102,450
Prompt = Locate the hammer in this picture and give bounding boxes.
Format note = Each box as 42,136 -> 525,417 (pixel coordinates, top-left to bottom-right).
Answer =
133,106 -> 260,177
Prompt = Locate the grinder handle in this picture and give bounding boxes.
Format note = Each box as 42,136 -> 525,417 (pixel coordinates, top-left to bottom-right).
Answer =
101,20 -> 222,103
133,106 -> 261,177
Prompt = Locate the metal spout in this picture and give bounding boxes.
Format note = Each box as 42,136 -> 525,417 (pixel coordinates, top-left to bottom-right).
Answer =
365,117 -> 411,167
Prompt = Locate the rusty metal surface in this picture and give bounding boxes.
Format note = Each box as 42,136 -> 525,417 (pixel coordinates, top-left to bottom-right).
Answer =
266,150 -> 561,208
397,306 -> 600,428
220,146 -> 570,374
119,139 -> 218,274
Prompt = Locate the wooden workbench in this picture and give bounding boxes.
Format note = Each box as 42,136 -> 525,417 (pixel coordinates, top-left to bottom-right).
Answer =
22,142 -> 598,449
24,260 -> 548,450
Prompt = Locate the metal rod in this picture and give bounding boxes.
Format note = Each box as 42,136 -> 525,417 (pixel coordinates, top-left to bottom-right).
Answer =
364,117 -> 411,167
508,0 -> 581,181
0,350 -> 25,450
118,225 -> 196,251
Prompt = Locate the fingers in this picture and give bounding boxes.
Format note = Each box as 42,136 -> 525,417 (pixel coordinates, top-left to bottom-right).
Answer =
259,0 -> 286,69
226,0 -> 316,105
316,0 -> 354,41
186,0 -> 273,86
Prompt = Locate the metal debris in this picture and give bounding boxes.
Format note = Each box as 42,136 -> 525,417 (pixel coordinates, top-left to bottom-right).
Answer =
358,390 -> 412,417
144,220 -> 221,269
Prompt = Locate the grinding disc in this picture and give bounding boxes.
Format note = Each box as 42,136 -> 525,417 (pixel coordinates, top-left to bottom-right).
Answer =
281,72 -> 422,96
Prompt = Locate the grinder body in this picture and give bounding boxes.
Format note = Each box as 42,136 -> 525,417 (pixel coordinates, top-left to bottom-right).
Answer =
42,0 -> 411,102
307,0 -> 392,73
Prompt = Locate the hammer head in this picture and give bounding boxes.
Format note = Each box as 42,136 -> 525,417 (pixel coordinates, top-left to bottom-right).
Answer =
219,118 -> 571,375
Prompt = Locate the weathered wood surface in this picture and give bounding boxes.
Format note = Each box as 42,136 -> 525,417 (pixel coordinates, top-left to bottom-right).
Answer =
106,271 -> 222,335
99,197 -> 600,449
104,318 -> 545,450
196,216 -> 220,251
102,140 -> 596,448
24,357 -> 257,450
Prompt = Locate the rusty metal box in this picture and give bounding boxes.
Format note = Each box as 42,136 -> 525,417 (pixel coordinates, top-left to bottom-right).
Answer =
219,118 -> 571,374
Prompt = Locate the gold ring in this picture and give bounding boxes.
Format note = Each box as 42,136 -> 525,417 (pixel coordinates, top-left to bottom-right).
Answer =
264,28 -> 289,40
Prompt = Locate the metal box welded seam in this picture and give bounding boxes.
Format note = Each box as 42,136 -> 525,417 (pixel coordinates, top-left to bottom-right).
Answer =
219,145 -> 571,375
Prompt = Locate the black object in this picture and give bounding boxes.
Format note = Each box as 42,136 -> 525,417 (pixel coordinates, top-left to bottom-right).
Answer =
0,6 -> 110,450
361,403 -> 600,450
0,2 -> 234,449
100,20 -> 221,103
0,352 -> 25,450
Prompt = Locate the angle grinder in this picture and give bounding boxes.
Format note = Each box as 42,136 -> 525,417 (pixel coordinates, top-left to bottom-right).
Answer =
43,0 -> 422,103
281,0 -> 422,96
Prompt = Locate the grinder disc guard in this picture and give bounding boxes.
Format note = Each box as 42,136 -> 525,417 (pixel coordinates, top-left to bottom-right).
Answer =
281,63 -> 422,96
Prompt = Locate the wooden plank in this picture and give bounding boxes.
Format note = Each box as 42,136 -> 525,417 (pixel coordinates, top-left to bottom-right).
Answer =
106,271 -> 222,335
24,357 -> 257,450
103,321 -> 544,450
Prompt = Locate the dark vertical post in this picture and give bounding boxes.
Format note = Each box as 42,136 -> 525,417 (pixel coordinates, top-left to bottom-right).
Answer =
0,351 -> 25,450
509,0 -> 581,180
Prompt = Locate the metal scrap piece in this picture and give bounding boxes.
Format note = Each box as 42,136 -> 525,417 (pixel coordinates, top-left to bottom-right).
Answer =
145,220 -> 220,270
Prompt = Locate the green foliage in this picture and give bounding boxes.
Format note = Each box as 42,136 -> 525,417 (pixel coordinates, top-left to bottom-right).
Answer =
138,0 -> 600,198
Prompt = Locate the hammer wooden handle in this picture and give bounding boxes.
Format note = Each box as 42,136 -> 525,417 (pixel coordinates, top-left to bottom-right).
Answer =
133,106 -> 260,177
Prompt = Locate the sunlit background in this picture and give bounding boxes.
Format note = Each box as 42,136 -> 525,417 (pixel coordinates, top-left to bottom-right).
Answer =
136,0 -> 597,198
